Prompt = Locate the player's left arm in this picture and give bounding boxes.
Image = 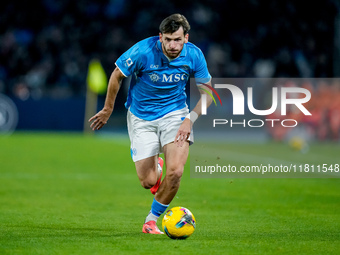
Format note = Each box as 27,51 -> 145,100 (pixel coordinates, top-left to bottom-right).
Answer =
174,81 -> 213,147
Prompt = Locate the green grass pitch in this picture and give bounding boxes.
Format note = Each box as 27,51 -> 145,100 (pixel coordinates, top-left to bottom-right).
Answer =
0,133 -> 339,254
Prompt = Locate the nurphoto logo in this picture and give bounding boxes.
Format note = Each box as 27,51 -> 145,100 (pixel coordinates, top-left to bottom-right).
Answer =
199,83 -> 312,128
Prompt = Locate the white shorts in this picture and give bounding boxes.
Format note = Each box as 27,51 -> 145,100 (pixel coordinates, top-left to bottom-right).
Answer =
127,108 -> 194,162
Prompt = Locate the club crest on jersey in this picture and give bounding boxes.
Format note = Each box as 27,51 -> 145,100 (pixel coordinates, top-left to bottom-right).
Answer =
149,73 -> 160,83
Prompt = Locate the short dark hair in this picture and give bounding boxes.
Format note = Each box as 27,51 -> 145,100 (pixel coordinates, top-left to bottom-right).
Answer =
159,14 -> 190,35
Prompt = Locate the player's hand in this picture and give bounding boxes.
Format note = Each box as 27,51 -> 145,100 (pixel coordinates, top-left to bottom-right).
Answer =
174,118 -> 192,147
88,108 -> 112,131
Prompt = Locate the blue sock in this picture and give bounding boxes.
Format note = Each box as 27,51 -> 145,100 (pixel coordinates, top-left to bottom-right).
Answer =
145,198 -> 169,223
151,198 -> 169,217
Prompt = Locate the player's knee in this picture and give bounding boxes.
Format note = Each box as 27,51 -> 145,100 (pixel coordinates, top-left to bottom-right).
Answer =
167,166 -> 184,182
139,174 -> 158,189
140,179 -> 155,189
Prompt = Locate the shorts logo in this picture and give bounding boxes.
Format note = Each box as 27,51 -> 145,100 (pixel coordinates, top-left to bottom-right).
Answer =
125,58 -> 133,67
131,148 -> 137,157
149,73 -> 160,83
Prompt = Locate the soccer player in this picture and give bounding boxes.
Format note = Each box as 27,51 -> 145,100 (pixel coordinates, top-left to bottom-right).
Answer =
89,14 -> 212,234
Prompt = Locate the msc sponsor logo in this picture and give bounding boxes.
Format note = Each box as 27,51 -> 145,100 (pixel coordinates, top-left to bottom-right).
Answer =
149,73 -> 160,83
162,73 -> 188,83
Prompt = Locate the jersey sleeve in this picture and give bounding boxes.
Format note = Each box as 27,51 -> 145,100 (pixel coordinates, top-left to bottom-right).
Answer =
193,49 -> 211,85
115,43 -> 143,77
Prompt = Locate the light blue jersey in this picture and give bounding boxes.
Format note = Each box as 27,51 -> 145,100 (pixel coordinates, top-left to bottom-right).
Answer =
115,36 -> 211,121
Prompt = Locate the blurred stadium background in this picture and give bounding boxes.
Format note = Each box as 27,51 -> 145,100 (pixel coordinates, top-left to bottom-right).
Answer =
0,0 -> 339,142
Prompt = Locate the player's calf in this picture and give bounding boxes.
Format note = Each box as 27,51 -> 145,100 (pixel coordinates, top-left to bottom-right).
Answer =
135,156 -> 160,189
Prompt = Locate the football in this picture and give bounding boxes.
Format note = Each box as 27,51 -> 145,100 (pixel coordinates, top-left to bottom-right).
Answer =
162,206 -> 196,239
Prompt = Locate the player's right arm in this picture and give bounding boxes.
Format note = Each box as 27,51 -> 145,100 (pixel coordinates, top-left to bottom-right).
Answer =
89,67 -> 125,130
